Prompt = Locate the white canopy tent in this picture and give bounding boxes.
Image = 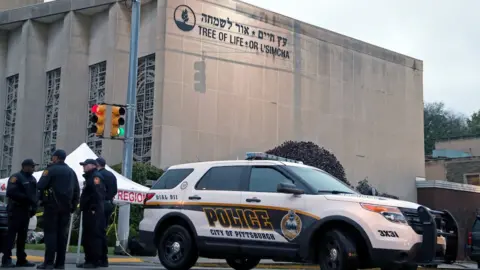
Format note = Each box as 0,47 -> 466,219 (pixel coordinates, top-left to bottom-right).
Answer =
0,143 -> 149,204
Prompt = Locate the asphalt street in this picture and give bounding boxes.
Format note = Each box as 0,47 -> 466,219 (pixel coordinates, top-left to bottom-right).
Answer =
10,250 -> 479,269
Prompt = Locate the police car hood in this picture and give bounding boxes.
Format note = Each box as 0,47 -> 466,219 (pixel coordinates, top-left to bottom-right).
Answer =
324,193 -> 422,210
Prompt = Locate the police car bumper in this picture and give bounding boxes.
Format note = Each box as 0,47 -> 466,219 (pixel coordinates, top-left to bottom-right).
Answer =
138,230 -> 158,256
370,206 -> 459,267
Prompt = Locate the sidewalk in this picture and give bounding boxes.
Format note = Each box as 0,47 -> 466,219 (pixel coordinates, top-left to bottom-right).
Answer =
17,250 -> 477,269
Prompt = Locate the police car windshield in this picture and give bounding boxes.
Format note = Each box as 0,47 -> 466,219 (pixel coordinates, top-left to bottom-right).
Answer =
287,166 -> 355,194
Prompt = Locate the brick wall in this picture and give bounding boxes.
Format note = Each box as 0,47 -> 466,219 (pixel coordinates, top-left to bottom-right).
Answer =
417,187 -> 480,260
445,160 -> 480,183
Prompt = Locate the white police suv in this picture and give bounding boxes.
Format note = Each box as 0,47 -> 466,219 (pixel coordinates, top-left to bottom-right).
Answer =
139,153 -> 459,270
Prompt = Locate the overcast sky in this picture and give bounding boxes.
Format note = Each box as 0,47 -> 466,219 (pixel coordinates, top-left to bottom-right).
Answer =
44,0 -> 479,116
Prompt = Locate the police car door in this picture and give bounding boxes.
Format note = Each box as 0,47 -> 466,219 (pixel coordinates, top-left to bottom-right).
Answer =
192,165 -> 249,252
239,165 -> 307,257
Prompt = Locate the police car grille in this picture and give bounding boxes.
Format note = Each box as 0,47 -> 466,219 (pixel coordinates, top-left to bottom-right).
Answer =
399,208 -> 423,234
399,208 -> 447,235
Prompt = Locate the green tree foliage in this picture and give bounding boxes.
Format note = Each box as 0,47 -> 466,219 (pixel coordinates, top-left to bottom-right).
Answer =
424,102 -> 469,155
467,110 -> 480,135
355,179 -> 399,199
266,141 -> 350,186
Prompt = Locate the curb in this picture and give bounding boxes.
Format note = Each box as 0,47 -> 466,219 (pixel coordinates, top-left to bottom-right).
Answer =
15,256 -> 143,264
18,256 -> 317,268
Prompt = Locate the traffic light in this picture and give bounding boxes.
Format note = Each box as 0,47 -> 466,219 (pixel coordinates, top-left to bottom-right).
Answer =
110,106 -> 126,137
194,60 -> 206,93
89,104 -> 106,136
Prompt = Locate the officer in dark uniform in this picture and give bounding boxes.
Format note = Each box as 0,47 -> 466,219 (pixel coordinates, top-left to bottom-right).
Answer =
77,159 -> 106,269
36,150 -> 80,270
95,157 -> 117,267
1,159 -> 38,268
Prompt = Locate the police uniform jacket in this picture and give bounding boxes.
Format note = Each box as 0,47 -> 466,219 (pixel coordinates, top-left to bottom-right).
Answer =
6,171 -> 37,213
98,168 -> 117,202
37,161 -> 80,212
80,169 -> 106,212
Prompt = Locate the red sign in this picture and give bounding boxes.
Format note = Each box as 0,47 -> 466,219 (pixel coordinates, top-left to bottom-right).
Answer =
0,183 -> 5,191
116,190 -> 146,204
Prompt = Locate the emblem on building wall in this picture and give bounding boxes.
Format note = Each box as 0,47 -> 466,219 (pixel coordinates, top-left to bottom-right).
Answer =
174,5 -> 196,32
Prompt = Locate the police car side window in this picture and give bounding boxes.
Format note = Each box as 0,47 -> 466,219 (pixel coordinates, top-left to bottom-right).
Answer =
195,166 -> 244,191
151,169 -> 194,190
249,167 -> 293,193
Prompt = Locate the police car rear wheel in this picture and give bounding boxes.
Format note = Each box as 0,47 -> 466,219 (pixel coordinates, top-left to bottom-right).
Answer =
318,230 -> 357,270
158,225 -> 198,270
225,257 -> 261,270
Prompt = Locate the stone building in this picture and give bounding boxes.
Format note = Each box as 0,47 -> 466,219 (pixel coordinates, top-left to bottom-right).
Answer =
0,0 -> 424,201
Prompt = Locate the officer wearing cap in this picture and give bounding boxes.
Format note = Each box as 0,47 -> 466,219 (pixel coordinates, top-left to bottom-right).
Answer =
77,159 -> 106,269
1,159 -> 38,268
95,157 -> 117,267
36,150 -> 80,270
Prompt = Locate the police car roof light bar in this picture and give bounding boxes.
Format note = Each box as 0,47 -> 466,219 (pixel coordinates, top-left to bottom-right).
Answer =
245,152 -> 303,164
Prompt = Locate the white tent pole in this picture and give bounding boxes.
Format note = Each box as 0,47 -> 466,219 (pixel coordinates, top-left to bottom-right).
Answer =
66,213 -> 74,253
76,212 -> 83,264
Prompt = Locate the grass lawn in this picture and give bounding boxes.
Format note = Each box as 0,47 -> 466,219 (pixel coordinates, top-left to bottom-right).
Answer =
25,244 -> 115,255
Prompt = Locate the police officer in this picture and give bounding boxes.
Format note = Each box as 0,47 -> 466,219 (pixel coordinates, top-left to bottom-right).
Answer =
37,150 -> 80,270
77,159 -> 106,269
1,159 -> 38,268
95,157 -> 117,267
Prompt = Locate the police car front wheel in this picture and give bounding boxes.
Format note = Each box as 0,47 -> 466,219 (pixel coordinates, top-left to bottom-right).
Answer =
318,230 -> 358,270
157,225 -> 198,270
225,257 -> 261,270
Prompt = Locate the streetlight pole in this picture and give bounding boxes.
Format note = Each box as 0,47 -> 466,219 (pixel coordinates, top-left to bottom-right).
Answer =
116,0 -> 141,254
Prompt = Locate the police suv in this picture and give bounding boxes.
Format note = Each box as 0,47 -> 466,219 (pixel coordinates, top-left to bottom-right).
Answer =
139,153 -> 459,270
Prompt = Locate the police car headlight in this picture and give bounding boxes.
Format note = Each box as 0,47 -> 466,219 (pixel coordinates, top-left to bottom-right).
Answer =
360,203 -> 408,225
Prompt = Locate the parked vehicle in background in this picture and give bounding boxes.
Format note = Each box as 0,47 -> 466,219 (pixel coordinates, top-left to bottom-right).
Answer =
466,214 -> 480,268
0,201 -> 38,250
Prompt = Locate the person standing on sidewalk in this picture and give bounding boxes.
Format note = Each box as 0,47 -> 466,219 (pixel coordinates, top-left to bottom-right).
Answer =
1,159 -> 39,268
95,157 -> 117,267
77,159 -> 106,269
37,150 -> 80,270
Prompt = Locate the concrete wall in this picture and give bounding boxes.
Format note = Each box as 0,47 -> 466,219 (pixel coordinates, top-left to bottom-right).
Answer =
417,185 -> 480,260
0,0 -> 424,201
157,0 -> 424,201
436,137 -> 480,156
0,0 -> 42,11
425,159 -> 447,180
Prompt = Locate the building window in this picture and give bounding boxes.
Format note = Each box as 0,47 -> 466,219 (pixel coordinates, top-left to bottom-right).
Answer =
86,62 -> 106,156
134,54 -> 155,163
41,68 -> 61,168
464,173 -> 480,186
0,75 -> 19,177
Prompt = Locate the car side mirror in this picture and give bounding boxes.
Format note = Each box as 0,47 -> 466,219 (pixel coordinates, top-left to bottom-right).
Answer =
277,182 -> 304,195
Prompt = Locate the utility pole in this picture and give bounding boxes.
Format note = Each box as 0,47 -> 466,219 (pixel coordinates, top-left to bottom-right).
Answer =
116,0 -> 141,254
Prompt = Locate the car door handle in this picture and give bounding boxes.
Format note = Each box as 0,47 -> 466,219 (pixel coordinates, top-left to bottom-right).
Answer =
246,197 -> 261,203
188,195 -> 201,200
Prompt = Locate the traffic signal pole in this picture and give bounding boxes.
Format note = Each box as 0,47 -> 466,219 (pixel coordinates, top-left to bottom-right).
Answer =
116,0 -> 141,254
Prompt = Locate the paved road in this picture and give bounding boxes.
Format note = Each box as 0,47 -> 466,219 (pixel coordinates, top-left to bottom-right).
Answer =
12,250 -> 479,269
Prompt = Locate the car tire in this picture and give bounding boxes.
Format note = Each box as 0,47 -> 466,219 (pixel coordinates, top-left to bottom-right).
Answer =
157,225 -> 198,270
318,229 -> 358,270
226,258 -> 261,270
